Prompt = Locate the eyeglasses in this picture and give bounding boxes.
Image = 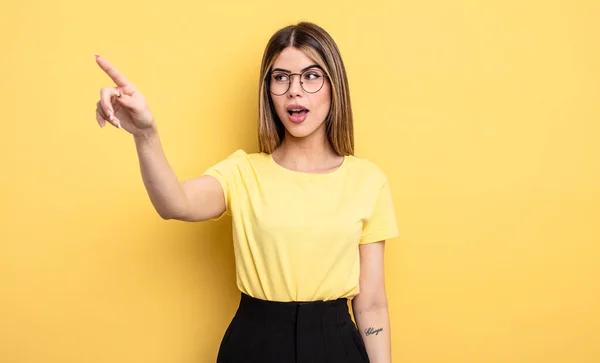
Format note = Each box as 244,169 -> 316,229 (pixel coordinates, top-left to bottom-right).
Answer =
268,68 -> 328,96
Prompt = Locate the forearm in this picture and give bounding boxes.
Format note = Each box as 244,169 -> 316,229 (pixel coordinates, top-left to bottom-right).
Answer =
133,127 -> 187,219
352,302 -> 392,363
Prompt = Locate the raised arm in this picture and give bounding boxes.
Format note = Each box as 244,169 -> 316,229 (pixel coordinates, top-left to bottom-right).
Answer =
94,54 -> 225,221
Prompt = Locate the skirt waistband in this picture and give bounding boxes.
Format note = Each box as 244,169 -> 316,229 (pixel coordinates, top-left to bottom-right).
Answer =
235,292 -> 352,328
240,292 -> 348,307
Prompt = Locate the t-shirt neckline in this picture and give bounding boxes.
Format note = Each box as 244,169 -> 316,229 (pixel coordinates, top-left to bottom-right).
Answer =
269,153 -> 348,176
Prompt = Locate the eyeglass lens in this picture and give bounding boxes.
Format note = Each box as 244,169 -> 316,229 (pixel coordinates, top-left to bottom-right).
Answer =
269,68 -> 325,95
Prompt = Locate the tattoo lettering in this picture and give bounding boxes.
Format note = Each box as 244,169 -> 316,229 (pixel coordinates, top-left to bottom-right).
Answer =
365,327 -> 383,336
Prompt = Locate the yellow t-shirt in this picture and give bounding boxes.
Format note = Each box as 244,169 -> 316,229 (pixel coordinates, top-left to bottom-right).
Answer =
203,149 -> 399,302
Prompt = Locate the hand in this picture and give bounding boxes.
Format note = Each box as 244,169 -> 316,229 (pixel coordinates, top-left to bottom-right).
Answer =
94,54 -> 155,135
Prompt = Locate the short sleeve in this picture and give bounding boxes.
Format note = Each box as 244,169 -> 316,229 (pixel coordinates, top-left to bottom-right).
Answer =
360,179 -> 400,244
201,149 -> 246,220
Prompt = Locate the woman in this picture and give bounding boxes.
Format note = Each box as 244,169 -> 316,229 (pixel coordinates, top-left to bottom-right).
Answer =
94,22 -> 398,363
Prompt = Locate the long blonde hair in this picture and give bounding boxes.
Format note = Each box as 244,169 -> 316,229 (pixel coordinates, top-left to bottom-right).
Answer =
258,22 -> 354,155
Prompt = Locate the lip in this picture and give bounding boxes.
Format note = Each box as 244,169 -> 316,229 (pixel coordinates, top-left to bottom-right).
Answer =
286,104 -> 309,112
288,112 -> 308,123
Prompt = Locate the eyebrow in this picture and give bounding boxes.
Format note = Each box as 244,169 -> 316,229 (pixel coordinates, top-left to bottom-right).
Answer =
271,64 -> 323,73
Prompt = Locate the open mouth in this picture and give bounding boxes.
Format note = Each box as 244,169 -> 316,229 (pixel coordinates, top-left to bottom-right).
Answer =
287,108 -> 309,116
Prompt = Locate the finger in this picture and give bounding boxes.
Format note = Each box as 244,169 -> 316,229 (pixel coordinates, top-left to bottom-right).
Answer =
114,90 -> 135,108
96,101 -> 108,119
99,88 -> 122,124
96,100 -> 121,129
95,108 -> 106,128
95,54 -> 132,88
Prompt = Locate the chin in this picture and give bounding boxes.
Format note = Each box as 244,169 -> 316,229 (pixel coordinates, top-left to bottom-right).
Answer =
286,128 -> 316,139
282,120 -> 326,139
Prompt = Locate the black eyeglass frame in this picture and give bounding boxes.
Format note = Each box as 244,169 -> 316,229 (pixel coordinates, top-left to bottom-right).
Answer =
266,68 -> 329,96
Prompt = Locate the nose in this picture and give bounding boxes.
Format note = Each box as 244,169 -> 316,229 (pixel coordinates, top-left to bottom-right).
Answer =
287,74 -> 303,97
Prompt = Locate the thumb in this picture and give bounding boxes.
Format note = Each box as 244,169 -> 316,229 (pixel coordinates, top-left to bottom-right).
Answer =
114,89 -> 136,108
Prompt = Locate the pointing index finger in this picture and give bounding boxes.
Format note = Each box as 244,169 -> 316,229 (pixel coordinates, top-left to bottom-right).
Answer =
95,54 -> 132,88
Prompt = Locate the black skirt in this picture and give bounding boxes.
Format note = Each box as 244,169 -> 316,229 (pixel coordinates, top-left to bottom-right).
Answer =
216,292 -> 370,363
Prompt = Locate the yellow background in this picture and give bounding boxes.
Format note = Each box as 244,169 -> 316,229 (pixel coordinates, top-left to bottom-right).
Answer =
1,0 -> 598,362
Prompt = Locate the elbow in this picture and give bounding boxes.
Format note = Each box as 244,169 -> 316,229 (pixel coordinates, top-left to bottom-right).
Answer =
159,212 -> 174,220
157,209 -> 174,220
156,205 -> 187,221
353,289 -> 388,313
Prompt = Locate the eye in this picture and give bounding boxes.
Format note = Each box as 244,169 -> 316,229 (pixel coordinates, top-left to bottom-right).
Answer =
304,71 -> 323,80
272,73 -> 289,82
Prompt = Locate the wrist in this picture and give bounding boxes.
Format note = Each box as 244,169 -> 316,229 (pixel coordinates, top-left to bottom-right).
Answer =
133,124 -> 158,142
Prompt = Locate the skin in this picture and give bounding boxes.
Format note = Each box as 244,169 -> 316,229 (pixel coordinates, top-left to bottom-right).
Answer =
270,47 -> 331,140
353,241 -> 393,363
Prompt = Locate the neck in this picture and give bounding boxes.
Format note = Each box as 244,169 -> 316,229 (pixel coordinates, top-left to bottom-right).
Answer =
274,127 -> 342,172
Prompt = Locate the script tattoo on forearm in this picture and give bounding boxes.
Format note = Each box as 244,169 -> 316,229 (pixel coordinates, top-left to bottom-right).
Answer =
365,327 -> 383,336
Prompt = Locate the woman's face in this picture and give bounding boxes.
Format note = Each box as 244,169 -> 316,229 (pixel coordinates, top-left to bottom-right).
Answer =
269,47 -> 331,140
